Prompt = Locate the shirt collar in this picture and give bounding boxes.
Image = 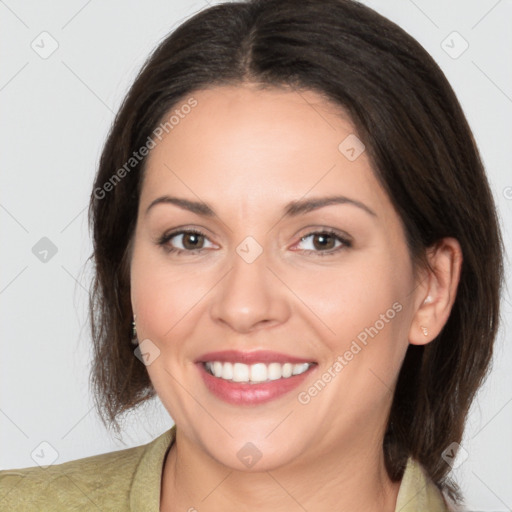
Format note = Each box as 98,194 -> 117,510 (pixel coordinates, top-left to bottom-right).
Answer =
130,425 -> 449,512
394,457 -> 450,511
130,425 -> 176,512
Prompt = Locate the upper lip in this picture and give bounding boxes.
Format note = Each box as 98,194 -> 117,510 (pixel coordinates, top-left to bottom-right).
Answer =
195,350 -> 316,365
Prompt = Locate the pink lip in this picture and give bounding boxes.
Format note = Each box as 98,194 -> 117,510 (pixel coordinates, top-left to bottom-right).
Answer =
195,350 -> 315,365
196,359 -> 317,406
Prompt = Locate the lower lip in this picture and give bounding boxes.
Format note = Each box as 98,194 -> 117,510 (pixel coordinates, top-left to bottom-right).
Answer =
197,363 -> 316,406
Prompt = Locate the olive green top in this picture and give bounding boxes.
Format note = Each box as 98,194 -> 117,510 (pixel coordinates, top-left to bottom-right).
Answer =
0,424 -> 451,511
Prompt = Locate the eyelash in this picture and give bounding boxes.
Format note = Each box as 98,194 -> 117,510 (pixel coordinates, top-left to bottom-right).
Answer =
156,228 -> 352,257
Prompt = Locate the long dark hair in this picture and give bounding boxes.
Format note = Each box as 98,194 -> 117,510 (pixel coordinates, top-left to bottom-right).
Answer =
87,0 -> 504,504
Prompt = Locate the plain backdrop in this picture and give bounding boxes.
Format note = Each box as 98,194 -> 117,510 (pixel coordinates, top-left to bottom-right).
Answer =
1,1 -> 511,510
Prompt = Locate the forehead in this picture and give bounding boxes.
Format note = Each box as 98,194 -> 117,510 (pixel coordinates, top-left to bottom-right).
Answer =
140,84 -> 392,220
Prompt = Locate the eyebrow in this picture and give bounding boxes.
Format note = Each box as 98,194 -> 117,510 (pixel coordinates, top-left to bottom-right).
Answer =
145,195 -> 377,218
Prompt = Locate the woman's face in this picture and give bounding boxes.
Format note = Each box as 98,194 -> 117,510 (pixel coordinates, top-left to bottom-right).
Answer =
130,84 -> 424,471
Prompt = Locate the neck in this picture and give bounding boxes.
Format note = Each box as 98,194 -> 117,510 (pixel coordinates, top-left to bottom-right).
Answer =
160,428 -> 402,512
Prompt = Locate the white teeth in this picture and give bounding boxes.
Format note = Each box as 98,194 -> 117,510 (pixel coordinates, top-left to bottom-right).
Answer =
250,363 -> 267,383
268,362 -> 282,381
293,363 -> 309,375
222,361 -> 233,380
213,361 -> 223,378
204,361 -> 313,383
232,362 -> 250,382
282,363 -> 293,378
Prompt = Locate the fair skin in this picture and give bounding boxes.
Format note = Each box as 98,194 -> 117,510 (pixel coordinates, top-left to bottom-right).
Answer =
129,83 -> 462,512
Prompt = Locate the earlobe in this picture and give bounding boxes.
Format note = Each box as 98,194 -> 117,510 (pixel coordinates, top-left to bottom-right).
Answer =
409,238 -> 463,346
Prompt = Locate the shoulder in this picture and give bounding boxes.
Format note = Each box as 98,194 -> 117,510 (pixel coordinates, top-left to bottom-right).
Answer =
0,429 -> 173,512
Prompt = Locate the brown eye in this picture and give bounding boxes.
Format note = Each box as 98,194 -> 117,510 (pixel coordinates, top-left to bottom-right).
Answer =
295,230 -> 352,256
311,233 -> 336,250
181,232 -> 205,250
157,229 -> 214,255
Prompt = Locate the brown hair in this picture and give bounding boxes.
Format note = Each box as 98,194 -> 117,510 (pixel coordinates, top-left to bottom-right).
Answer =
87,0 -> 504,504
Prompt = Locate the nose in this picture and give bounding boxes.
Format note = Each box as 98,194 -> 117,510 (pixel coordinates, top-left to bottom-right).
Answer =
209,243 -> 291,334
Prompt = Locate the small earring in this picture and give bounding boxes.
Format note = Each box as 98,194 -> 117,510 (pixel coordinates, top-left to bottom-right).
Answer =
424,295 -> 433,304
131,314 -> 138,345
420,325 -> 429,336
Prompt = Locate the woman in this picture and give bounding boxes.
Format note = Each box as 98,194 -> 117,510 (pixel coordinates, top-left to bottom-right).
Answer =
0,0 -> 504,510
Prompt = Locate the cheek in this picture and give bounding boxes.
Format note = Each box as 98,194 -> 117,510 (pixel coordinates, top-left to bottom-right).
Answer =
304,260 -> 411,396
288,254 -> 404,341
130,243 -> 212,343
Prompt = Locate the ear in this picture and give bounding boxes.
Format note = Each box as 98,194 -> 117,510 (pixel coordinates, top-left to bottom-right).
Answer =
409,237 -> 463,346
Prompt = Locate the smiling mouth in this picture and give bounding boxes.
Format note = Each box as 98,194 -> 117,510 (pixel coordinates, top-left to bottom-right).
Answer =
202,361 -> 316,384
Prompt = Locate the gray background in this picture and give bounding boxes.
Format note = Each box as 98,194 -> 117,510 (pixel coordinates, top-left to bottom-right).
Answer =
1,1 -> 511,510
